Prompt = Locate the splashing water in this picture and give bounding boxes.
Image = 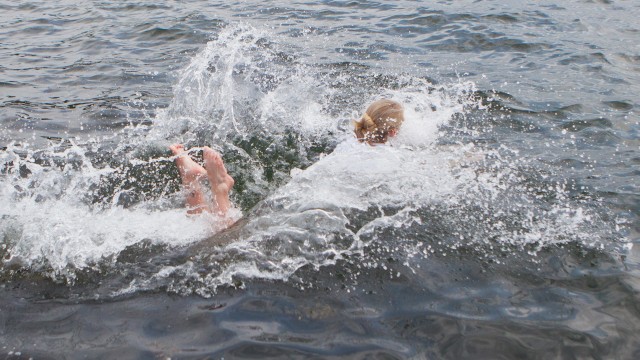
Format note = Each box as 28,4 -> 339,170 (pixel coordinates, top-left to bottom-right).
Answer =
0,24 -> 627,294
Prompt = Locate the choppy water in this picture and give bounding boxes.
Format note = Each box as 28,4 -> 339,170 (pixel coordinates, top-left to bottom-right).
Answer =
1,0 -> 639,358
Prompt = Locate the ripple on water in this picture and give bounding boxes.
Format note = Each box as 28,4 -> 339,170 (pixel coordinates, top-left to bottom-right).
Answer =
0,2 -> 639,358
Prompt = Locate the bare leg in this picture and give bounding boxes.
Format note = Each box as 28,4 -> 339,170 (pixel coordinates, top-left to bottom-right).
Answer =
170,144 -> 209,214
203,146 -> 235,216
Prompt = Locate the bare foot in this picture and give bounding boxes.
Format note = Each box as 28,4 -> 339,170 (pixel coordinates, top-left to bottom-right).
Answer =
170,144 -> 206,184
203,146 -> 235,215
170,144 -> 208,213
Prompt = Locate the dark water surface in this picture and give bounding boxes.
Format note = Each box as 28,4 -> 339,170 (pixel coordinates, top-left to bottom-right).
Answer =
1,0 -> 639,358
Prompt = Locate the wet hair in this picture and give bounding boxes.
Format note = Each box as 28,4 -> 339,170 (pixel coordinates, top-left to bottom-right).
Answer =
353,99 -> 404,144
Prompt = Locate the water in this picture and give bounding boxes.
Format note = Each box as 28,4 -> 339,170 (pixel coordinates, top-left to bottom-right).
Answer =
1,0 -> 639,358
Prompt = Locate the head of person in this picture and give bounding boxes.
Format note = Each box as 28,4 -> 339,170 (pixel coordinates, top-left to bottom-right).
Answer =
353,99 -> 404,145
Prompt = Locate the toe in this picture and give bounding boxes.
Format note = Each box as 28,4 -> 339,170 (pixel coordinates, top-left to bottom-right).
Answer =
169,144 -> 185,155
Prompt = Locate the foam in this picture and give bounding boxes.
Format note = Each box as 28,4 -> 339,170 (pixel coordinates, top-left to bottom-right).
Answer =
0,23 -> 626,293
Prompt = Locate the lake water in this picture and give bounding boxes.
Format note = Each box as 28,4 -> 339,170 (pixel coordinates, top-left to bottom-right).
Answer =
1,0 -> 639,358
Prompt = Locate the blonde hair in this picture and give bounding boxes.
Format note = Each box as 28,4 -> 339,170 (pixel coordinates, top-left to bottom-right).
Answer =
353,99 -> 404,144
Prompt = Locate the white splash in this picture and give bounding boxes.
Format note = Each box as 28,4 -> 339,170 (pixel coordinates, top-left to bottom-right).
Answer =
0,23 -> 625,294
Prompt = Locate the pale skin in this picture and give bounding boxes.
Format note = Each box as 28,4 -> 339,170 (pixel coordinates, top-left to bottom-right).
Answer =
169,144 -> 234,216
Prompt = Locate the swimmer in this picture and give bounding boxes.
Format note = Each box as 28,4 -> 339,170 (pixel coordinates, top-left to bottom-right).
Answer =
171,98 -> 403,217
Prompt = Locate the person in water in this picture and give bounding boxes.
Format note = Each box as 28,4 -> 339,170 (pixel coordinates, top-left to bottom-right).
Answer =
170,98 -> 404,217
